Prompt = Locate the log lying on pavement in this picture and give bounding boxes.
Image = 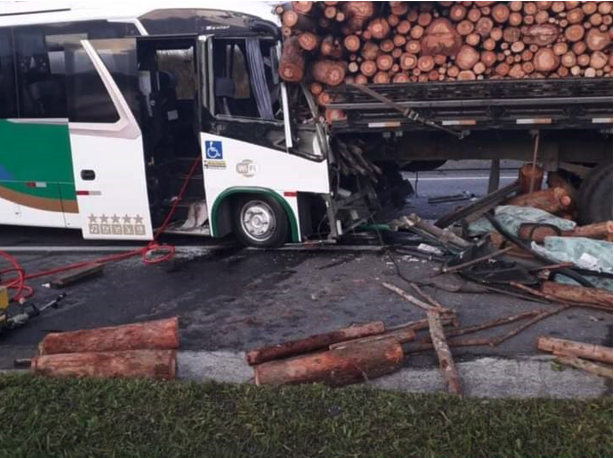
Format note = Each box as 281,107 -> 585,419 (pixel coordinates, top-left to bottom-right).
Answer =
541,282 -> 613,309
31,349 -> 177,380
38,317 -> 179,355
537,336 -> 613,364
254,337 -> 404,387
554,355 -> 613,379
245,321 -> 386,366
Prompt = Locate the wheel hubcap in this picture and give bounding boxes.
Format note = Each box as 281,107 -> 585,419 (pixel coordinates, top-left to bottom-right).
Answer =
240,201 -> 276,242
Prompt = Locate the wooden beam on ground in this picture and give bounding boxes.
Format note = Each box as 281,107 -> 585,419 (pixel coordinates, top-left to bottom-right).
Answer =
427,310 -> 462,396
538,337 -> 613,364
554,355 -> 613,380
46,263 -> 104,289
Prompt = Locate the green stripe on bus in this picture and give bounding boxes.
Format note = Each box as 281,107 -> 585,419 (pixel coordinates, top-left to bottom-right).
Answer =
210,187 -> 300,243
0,120 -> 76,202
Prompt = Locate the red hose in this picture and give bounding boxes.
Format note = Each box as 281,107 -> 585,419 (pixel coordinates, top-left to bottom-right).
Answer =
0,156 -> 201,303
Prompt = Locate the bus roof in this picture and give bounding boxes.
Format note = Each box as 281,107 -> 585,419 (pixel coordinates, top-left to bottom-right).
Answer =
0,0 -> 279,28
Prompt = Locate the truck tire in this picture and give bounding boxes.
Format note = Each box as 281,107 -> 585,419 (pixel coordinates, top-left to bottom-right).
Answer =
233,195 -> 289,248
578,163 -> 613,225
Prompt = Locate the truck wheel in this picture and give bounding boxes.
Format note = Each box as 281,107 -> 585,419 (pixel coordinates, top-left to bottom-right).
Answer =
233,195 -> 289,248
578,163 -> 613,225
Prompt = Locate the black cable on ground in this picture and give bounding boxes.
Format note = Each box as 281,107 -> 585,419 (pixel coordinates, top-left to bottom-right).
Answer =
484,212 -> 594,288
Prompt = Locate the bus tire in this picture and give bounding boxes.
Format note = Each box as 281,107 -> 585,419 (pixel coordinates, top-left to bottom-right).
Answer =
233,195 -> 289,248
578,163 -> 613,225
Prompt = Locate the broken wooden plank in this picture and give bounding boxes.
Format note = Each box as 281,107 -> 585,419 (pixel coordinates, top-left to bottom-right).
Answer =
538,337 -> 613,364
245,321 -> 386,366
427,310 -> 462,396
45,263 -> 104,289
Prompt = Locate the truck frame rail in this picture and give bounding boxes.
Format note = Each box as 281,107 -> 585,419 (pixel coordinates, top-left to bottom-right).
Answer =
326,78 -> 613,135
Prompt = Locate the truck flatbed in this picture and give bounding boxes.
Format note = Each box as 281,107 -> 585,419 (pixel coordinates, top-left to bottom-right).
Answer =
327,78 -> 613,135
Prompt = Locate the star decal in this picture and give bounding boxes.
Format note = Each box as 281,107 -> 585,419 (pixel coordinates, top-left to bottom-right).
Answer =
100,214 -> 109,224
111,214 -> 121,224
122,214 -> 132,224
134,214 -> 144,224
88,214 -> 97,224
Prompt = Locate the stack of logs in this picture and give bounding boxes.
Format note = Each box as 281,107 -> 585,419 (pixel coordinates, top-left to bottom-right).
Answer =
278,1 -> 613,114
29,318 -> 179,380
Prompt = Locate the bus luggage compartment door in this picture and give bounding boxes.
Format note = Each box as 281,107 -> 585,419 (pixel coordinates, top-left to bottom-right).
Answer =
64,38 -> 153,240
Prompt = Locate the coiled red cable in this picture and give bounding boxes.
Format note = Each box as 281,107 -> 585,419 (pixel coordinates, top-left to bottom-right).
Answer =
0,156 -> 201,303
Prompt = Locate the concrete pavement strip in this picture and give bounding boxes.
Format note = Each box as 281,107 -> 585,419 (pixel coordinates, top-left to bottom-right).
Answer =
176,351 -> 609,399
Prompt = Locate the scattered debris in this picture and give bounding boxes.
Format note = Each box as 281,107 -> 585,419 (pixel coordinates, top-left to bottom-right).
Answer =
428,193 -> 474,205
0,294 -> 66,335
427,309 -> 462,396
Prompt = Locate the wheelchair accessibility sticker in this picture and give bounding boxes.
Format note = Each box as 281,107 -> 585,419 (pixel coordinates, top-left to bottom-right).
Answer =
203,140 -> 227,170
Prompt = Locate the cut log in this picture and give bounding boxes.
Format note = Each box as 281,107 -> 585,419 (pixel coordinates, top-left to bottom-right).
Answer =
418,55 -> 436,72
506,187 -> 571,213
533,48 -> 560,72
590,51 -> 609,69
492,3 -> 511,23
457,19 -> 475,35
421,18 -> 463,56
373,71 -> 391,84
400,53 -> 418,70
312,60 -> 346,86
541,282 -> 613,309
325,108 -> 346,123
298,32 -> 320,52
525,24 -> 560,45
586,28 -> 612,50
38,317 -> 179,355
554,355 -> 613,379
360,60 -> 378,77
343,34 -> 361,52
279,37 -> 305,83
456,45 -> 480,70
31,349 -> 177,380
449,4 -> 467,21
254,337 -> 404,387
481,50 -> 497,66
467,7 -> 482,23
379,39 -> 395,53
428,310 -> 462,396
518,163 -> 544,194
476,16 -> 495,36
537,336 -> 613,364
406,40 -> 422,54
368,17 -> 391,39
246,321 -> 386,366
361,41 -> 380,60
564,24 -> 585,41
291,1 -> 314,15
376,54 -> 394,71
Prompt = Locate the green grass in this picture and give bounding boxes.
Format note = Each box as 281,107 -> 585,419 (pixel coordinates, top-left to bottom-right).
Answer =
0,373 -> 611,458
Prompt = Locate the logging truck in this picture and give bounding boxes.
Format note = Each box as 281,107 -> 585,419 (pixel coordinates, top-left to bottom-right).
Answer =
0,4 -> 612,248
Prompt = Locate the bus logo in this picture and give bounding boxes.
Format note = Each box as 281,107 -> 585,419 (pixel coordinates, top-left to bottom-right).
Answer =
236,160 -> 258,177
205,141 -> 223,159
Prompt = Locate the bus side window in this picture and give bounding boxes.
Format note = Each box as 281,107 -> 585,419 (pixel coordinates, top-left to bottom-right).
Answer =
0,28 -> 18,118
13,21 -> 139,119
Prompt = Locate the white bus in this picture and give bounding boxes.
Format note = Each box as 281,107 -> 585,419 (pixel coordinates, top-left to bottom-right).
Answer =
0,4 -> 392,247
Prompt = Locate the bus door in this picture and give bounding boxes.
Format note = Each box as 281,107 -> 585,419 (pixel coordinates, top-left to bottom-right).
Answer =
64,38 -> 153,240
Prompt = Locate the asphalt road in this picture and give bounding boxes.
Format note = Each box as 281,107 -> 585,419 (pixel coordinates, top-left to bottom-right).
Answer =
1,163 -> 611,377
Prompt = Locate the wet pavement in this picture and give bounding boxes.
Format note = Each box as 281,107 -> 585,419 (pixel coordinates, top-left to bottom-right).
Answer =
1,164 -> 612,381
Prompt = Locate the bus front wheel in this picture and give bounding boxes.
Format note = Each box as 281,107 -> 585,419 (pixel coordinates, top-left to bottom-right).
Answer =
233,195 -> 289,248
